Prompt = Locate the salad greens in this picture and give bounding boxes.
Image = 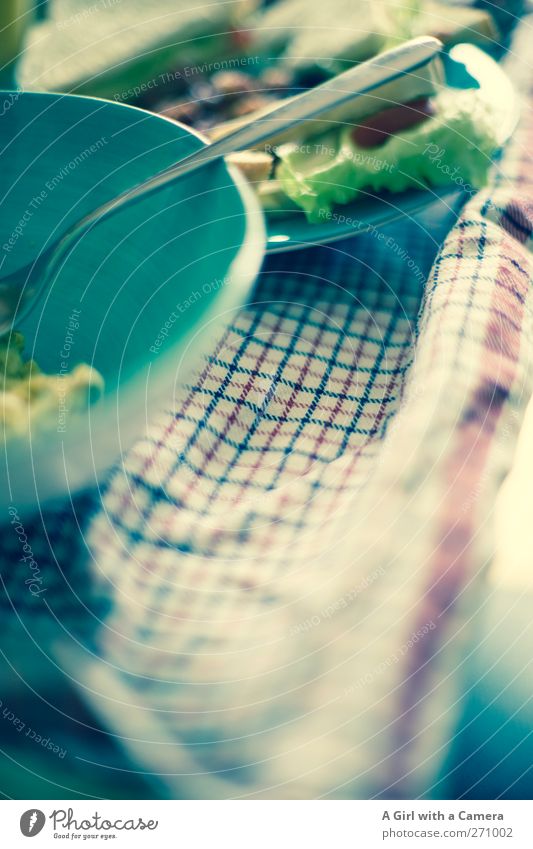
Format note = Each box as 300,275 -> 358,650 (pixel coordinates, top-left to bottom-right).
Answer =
1,333 -> 103,442
275,88 -> 499,221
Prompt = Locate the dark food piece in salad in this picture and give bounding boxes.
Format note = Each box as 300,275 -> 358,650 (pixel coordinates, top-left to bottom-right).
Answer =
351,97 -> 435,148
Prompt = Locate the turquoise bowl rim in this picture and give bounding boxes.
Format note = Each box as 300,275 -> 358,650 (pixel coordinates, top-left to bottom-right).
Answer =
0,91 -> 266,512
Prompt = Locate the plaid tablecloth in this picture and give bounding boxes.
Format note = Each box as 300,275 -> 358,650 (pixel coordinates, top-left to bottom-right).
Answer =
2,16 -> 533,800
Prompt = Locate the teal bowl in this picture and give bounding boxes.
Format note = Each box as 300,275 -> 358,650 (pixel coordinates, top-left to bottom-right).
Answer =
0,91 -> 265,513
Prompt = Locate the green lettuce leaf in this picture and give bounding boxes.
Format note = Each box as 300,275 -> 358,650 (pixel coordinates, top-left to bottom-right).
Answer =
276,88 -> 499,222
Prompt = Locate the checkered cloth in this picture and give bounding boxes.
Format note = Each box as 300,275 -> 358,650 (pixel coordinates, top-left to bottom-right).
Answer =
2,19 -> 533,800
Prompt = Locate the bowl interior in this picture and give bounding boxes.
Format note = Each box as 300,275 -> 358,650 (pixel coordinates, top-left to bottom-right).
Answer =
1,92 -> 248,387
